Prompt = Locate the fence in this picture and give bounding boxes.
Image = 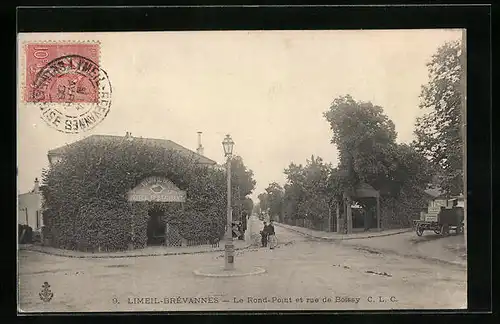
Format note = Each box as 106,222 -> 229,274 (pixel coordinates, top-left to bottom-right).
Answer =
283,218 -> 334,232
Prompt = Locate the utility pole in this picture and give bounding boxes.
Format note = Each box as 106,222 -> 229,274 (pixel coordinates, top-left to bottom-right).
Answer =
225,155 -> 234,270
222,134 -> 235,271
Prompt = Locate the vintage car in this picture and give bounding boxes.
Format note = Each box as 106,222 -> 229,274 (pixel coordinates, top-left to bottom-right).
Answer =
413,197 -> 465,236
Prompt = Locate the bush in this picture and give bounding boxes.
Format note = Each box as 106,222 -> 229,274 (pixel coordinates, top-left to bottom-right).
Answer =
32,231 -> 42,244
41,138 -> 228,251
380,190 -> 426,229
74,198 -> 136,252
41,225 -> 51,246
18,224 -> 33,244
173,207 -> 224,242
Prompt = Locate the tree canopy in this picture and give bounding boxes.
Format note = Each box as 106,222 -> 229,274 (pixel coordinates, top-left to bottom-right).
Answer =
257,192 -> 269,214
231,156 -> 256,198
265,182 -> 284,221
230,156 -> 256,219
323,95 -> 432,198
324,95 -> 399,193
413,40 -> 464,196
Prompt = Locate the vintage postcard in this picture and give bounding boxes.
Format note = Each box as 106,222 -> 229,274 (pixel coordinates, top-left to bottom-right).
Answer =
17,29 -> 467,312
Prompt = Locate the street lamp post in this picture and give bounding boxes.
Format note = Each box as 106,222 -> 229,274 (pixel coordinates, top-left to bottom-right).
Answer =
222,134 -> 235,271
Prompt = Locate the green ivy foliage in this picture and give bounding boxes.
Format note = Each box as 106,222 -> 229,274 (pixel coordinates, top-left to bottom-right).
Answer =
380,191 -> 427,229
41,138 -> 227,252
75,198 -> 133,251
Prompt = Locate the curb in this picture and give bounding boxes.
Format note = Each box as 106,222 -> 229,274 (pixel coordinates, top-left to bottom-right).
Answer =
275,223 -> 412,241
19,243 -> 254,259
193,266 -> 266,278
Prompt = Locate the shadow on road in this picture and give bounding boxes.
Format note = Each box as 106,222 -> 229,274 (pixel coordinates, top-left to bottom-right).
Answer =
409,232 -> 463,245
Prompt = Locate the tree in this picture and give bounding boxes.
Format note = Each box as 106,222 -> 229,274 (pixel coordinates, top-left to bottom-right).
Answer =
283,163 -> 306,221
390,143 -> 433,195
265,182 -> 284,221
257,193 -> 269,214
281,156 -> 336,227
230,156 -> 257,219
242,197 -> 254,216
413,40 -> 464,196
231,156 -> 256,198
299,156 -> 333,225
324,94 -> 398,193
323,95 -> 433,228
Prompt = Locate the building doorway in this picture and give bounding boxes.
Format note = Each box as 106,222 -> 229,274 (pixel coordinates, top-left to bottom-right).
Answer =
352,199 -> 377,232
147,209 -> 165,246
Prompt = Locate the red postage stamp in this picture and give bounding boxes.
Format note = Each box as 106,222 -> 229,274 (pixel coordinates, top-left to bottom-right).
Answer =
21,41 -> 112,134
23,42 -> 101,103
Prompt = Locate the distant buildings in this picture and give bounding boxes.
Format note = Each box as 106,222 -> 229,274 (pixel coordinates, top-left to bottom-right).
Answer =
423,187 -> 465,209
18,178 -> 43,230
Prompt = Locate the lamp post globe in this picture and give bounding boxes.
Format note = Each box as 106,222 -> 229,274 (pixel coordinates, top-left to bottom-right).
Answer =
222,134 -> 235,270
222,134 -> 234,157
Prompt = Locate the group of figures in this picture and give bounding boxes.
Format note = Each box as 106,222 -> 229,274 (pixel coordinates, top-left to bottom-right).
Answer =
231,210 -> 248,240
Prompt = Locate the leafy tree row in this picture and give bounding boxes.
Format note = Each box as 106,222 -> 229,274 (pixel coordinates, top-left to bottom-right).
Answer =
258,40 -> 464,228
259,95 -> 432,229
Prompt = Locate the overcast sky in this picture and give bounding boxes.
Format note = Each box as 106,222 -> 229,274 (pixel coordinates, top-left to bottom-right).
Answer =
17,30 -> 462,201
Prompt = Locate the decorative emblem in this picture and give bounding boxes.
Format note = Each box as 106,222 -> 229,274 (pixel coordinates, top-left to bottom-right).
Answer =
150,185 -> 164,193
39,282 -> 54,303
129,176 -> 186,202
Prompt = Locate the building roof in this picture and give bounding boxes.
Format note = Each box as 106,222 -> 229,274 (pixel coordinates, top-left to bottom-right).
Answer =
47,134 -> 217,165
354,182 -> 380,198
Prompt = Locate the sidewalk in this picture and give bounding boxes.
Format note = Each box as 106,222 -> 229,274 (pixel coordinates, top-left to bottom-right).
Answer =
19,238 -> 253,259
275,222 -> 412,241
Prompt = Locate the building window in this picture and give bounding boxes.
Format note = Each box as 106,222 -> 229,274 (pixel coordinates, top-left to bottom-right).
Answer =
36,211 -> 39,229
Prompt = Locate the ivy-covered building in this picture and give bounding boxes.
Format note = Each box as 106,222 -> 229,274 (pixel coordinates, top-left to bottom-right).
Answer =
41,132 -> 228,252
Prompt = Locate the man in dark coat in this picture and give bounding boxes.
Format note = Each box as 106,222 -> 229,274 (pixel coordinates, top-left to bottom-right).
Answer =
267,220 -> 276,249
261,221 -> 268,247
240,211 -> 248,240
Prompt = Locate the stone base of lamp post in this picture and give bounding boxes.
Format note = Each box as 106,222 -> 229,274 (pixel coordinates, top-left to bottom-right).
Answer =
194,265 -> 266,278
224,241 -> 235,271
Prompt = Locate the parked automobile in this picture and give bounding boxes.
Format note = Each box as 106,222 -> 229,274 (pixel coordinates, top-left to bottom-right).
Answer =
413,198 -> 464,236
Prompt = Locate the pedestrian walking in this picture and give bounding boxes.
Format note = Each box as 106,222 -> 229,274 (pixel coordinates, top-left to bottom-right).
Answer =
260,221 -> 268,247
267,220 -> 277,249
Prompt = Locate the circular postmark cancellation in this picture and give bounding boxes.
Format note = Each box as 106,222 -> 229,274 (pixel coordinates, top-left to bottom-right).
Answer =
32,54 -> 112,134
